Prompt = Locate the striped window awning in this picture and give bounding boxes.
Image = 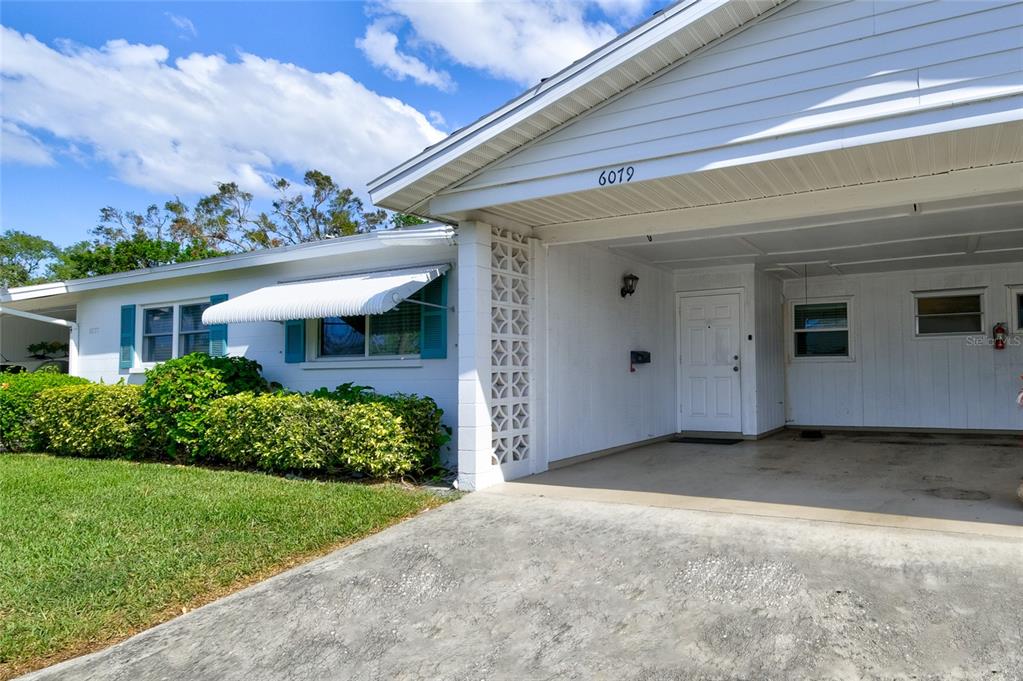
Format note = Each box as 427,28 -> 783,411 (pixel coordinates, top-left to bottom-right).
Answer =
201,264 -> 449,324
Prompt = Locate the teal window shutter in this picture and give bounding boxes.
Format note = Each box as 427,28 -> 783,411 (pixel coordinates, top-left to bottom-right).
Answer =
119,304 -> 136,370
284,319 -> 305,363
419,274 -> 448,359
208,294 -> 228,357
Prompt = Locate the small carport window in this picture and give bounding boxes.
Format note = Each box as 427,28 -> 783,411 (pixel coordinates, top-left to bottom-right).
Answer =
914,292 -> 982,336
1010,286 -> 1023,332
793,301 -> 849,357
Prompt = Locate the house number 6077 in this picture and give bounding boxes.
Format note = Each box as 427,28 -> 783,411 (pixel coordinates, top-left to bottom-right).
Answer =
598,166 -> 634,186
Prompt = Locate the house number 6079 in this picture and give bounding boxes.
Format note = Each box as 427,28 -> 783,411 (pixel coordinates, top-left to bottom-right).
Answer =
598,166 -> 634,186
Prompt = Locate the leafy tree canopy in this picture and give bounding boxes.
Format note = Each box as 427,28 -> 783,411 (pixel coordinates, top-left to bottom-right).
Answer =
2,170 -> 429,284
0,230 -> 61,287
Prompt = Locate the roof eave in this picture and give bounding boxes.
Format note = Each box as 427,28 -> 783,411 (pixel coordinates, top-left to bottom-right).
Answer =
368,0 -> 780,211
0,224 -> 455,303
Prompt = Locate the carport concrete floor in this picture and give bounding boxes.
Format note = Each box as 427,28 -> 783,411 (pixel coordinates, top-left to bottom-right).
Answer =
495,430 -> 1023,537
22,491 -> 1023,680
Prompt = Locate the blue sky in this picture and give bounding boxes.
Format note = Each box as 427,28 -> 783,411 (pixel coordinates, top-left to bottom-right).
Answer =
2,1 -> 658,246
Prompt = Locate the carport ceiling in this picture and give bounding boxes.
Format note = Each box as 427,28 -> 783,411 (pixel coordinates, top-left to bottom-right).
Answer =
603,191 -> 1023,277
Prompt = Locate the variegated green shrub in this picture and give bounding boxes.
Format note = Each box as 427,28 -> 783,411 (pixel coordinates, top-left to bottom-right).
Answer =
333,402 -> 413,478
0,372 -> 89,452
201,393 -> 346,472
33,384 -> 147,458
201,394 -> 415,477
140,353 -> 268,459
309,383 -> 449,475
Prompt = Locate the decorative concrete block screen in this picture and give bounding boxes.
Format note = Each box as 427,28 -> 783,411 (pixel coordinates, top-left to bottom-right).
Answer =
490,228 -> 530,468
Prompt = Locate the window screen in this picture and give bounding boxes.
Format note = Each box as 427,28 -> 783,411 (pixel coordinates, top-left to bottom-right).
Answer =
793,302 -> 848,357
369,302 -> 420,356
142,306 -> 174,362
319,301 -> 421,357
915,294 -> 982,335
178,302 -> 210,356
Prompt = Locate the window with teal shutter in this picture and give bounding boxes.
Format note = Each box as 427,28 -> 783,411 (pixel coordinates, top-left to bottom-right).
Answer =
419,274 -> 447,359
119,304 -> 136,369
284,319 -> 305,363
208,294 -> 228,356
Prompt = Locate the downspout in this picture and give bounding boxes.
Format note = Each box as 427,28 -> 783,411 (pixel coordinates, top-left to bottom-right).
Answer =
0,306 -> 80,377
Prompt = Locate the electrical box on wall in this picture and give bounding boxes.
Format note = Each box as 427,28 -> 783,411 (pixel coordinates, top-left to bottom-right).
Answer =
630,351 -> 651,364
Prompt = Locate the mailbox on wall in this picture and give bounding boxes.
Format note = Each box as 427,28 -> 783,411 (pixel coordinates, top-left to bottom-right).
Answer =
630,350 -> 651,372
630,351 -> 651,364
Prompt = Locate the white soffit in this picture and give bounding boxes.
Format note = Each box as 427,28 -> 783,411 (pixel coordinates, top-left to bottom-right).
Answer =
604,192 -> 1023,277
481,120 -> 1023,232
202,265 -> 449,324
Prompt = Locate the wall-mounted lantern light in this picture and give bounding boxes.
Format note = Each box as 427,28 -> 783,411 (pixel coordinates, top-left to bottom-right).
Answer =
620,273 -> 639,298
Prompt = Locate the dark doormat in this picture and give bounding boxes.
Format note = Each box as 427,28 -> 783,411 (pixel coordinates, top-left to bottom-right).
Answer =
671,436 -> 743,445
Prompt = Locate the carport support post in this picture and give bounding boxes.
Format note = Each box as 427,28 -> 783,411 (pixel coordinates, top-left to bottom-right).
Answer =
456,221 -> 497,490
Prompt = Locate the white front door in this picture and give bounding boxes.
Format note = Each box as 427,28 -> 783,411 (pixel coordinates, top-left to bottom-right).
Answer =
678,293 -> 742,433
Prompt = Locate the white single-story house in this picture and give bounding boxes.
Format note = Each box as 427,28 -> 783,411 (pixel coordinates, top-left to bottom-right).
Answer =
3,0 -> 1022,489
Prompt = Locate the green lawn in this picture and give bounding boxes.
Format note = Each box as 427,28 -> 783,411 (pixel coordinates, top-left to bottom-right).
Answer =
0,454 -> 445,678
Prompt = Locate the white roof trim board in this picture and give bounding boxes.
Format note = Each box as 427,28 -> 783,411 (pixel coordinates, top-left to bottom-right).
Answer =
201,265 -> 450,324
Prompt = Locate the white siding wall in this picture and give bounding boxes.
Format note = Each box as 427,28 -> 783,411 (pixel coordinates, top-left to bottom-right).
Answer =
456,0 -> 1023,191
73,245 -> 459,461
784,262 -> 1023,431
755,270 -> 786,433
545,243 -> 675,461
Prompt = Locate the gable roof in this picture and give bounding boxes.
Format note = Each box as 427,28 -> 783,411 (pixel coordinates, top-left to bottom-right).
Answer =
367,0 -> 789,218
1,224 -> 454,303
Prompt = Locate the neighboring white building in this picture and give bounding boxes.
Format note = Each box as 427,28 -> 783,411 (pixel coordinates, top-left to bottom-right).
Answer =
1,225 -> 461,462
4,0 -> 1023,489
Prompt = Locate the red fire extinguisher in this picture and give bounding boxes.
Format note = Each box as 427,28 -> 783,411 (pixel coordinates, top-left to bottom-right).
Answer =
993,322 -> 1008,350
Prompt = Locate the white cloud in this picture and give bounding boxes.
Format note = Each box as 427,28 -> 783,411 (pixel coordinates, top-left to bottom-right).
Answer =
357,20 -> 455,92
165,12 -> 198,39
1,121 -> 56,166
428,110 -> 446,127
592,0 -> 652,21
0,26 -> 445,197
366,1 -> 652,87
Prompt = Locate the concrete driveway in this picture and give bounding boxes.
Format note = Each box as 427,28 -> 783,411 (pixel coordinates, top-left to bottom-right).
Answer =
23,493 -> 1023,680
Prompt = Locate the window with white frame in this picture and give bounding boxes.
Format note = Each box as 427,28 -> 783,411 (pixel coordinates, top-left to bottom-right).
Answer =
140,301 -> 211,363
1008,285 -> 1023,333
914,291 -> 982,336
792,300 -> 849,358
318,300 -> 421,358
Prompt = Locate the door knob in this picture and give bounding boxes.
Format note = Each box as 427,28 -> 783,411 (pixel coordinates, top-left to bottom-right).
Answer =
732,366 -> 739,372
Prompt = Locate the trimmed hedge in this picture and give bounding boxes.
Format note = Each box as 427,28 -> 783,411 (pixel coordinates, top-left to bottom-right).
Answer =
3,363 -> 449,480
334,402 -> 412,478
34,384 -> 146,458
140,354 -> 267,459
202,393 -> 345,471
0,373 -> 90,451
309,383 -> 449,475
202,394 -> 416,477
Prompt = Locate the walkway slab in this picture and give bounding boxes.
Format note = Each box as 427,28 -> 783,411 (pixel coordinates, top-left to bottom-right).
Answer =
21,494 -> 1023,680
